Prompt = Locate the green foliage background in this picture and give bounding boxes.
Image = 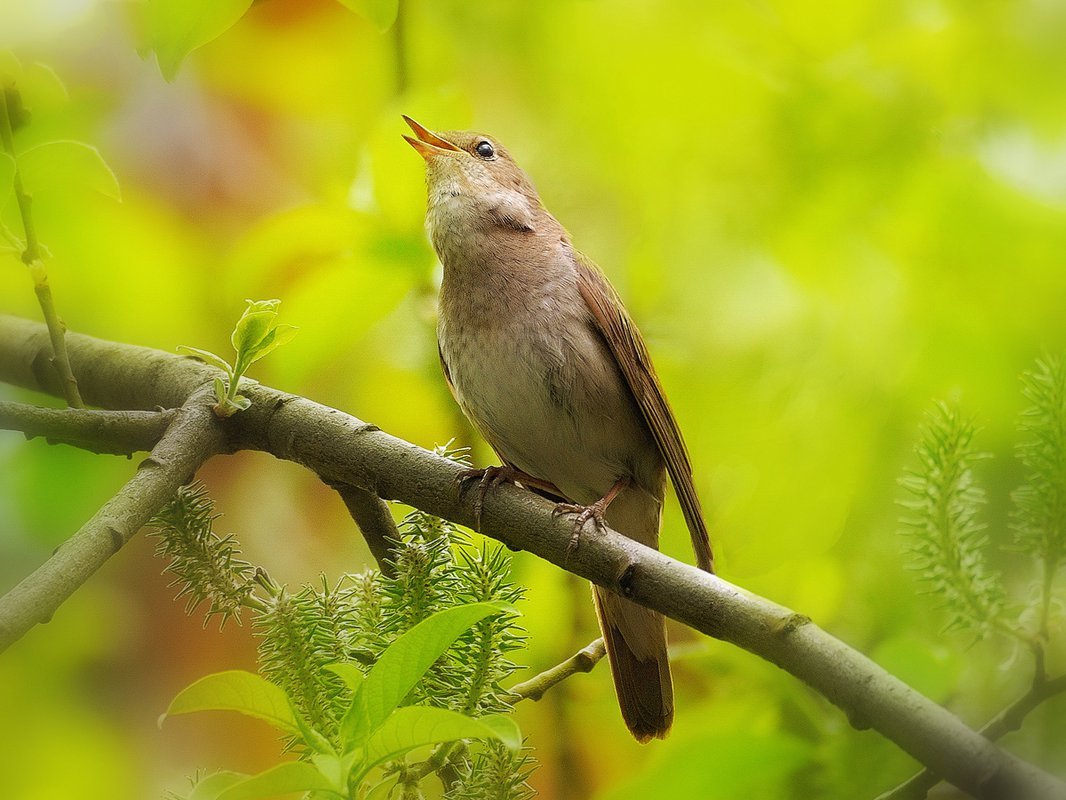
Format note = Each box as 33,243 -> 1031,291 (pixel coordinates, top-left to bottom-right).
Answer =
2,1 -> 1066,798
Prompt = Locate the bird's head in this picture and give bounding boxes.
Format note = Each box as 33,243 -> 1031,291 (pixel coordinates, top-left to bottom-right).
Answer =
402,116 -> 540,224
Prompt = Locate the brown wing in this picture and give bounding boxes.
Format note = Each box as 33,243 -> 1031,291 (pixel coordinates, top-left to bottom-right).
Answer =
438,341 -> 459,404
575,254 -> 714,573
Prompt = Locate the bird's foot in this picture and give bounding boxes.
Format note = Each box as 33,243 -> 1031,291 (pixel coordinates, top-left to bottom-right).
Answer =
553,500 -> 609,556
457,465 -> 556,527
553,478 -> 629,557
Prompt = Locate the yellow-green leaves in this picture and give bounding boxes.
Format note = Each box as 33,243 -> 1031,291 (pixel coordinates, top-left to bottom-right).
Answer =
18,140 -> 121,201
162,669 -> 301,736
214,763 -> 336,800
145,0 -> 254,82
168,603 -> 521,800
230,299 -> 299,368
0,63 -> 118,268
341,601 -> 516,745
0,55 -> 68,120
179,299 -> 298,417
363,706 -> 521,769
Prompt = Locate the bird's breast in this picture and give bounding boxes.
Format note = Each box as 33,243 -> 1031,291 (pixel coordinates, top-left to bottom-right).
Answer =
436,256 -> 657,504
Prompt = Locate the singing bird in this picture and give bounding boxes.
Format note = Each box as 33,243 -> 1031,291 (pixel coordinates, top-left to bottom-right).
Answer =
403,116 -> 713,742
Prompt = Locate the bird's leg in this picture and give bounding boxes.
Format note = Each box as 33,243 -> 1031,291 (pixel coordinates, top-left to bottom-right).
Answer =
553,477 -> 629,555
457,464 -> 561,527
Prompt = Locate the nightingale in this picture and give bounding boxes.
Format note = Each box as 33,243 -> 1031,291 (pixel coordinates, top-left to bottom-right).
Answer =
403,116 -> 713,743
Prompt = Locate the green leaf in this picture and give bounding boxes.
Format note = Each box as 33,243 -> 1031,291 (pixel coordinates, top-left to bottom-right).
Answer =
473,713 -> 523,750
178,345 -> 233,374
245,324 -> 299,365
231,300 -> 280,357
17,140 -> 121,200
325,662 -> 366,693
309,752 -> 360,790
359,707 -> 520,778
188,771 -> 246,800
341,601 -> 515,746
335,0 -> 399,32
216,761 -> 339,800
19,62 -> 69,116
243,299 -> 282,314
163,669 -> 300,737
147,0 -> 254,82
232,395 -> 252,411
212,376 -> 226,405
231,310 -> 277,357
290,702 -> 335,755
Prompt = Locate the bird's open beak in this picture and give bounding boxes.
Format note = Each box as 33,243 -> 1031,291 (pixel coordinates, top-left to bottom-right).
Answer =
402,115 -> 461,159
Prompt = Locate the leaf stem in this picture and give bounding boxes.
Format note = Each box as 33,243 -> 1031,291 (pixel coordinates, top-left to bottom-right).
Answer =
0,84 -> 83,408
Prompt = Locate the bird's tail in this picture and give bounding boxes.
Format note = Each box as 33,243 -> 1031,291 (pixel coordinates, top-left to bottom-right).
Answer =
594,484 -> 673,742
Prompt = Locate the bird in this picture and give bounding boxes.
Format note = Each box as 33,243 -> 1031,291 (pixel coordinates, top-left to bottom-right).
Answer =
403,115 -> 713,742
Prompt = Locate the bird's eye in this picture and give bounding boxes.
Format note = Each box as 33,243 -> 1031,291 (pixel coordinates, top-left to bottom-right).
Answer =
475,141 -> 495,159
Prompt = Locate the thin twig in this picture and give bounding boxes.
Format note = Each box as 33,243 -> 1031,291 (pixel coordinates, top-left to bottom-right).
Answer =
0,400 -> 175,455
0,388 -> 224,652
324,479 -> 400,575
508,638 -> 607,702
0,85 -> 83,408
1,315 -> 1064,800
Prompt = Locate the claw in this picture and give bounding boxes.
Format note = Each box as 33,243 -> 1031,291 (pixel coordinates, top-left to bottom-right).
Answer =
456,465 -> 527,528
553,477 -> 629,559
555,499 -> 610,557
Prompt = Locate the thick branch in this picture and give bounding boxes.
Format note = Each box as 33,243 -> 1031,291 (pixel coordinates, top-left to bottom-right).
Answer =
1,314 -> 1064,800
509,638 -> 606,702
0,388 -> 225,652
0,400 -> 176,455
878,674 -> 1066,800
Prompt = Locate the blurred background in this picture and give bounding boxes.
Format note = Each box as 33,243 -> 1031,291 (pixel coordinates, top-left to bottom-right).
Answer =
2,0 -> 1066,797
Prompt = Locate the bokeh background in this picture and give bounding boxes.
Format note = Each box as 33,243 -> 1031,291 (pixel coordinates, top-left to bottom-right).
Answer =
2,0 -> 1066,798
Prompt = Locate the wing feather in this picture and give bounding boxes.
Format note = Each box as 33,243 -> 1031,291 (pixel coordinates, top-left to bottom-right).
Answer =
575,255 -> 714,573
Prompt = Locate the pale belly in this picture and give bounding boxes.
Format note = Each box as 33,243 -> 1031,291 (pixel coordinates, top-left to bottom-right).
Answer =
438,309 -> 655,506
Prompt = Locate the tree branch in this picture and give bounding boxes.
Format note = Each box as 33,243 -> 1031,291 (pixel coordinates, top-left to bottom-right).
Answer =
508,638 -> 606,702
0,387 -> 226,652
323,479 -> 400,575
1,313 -> 1064,800
877,674 -> 1066,800
0,400 -> 176,455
